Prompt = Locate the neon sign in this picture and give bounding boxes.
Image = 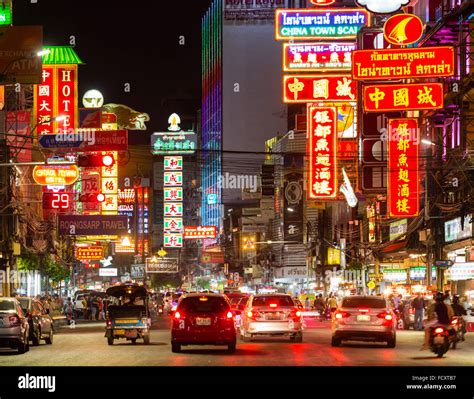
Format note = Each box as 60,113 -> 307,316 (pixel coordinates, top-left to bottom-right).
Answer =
33,165 -> 79,186
275,9 -> 370,41
184,226 -> 217,240
283,75 -> 356,103
363,83 -> 444,112
383,14 -> 424,46
308,106 -> 337,199
388,119 -> 419,217
42,192 -> 71,210
352,47 -> 455,80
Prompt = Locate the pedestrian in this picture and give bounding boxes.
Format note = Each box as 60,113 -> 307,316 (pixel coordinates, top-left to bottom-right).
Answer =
305,296 -> 311,310
411,293 -> 425,331
98,297 -> 104,320
63,297 -> 74,325
328,294 -> 338,317
82,296 -> 88,319
87,296 -> 94,320
91,296 -> 98,321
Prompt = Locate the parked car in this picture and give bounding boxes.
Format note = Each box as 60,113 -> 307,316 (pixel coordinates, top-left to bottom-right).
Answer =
0,297 -> 30,354
171,293 -> 237,353
240,294 -> 303,342
331,295 -> 396,348
18,297 -> 53,345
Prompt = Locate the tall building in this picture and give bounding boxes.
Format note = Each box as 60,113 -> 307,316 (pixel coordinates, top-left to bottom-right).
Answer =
201,0 -> 304,234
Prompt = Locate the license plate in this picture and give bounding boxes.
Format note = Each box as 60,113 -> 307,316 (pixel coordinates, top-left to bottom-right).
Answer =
434,336 -> 445,345
114,329 -> 125,335
357,315 -> 371,322
115,319 -> 139,324
266,313 -> 281,320
125,330 -> 137,338
196,318 -> 211,326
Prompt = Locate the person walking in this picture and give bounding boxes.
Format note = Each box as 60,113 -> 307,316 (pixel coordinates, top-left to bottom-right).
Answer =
91,296 -> 98,321
305,296 -> 311,310
82,296 -> 89,320
328,294 -> 338,317
411,293 -> 425,331
63,297 -> 74,325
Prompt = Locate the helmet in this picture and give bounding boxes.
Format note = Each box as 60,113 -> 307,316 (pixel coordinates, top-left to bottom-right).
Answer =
435,292 -> 445,302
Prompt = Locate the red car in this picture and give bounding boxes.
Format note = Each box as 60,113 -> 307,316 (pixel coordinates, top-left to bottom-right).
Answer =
171,293 -> 237,353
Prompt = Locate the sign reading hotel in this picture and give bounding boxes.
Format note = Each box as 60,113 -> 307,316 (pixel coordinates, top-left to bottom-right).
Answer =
352,47 -> 454,80
308,106 -> 337,199
283,75 -> 356,103
184,226 -> 217,240
388,119 -> 419,217
283,42 -> 356,72
275,9 -> 370,40
363,83 -> 444,112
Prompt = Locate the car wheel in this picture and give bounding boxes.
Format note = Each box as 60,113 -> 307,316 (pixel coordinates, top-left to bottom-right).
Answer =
107,336 -> 114,345
227,341 -> 236,353
171,342 -> 181,353
143,334 -> 150,345
331,337 -> 341,347
32,328 -> 40,346
387,337 -> 396,348
45,329 -> 53,345
17,338 -> 27,354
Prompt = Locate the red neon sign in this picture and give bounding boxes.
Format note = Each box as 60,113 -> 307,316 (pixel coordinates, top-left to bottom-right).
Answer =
283,75 -> 356,103
310,0 -> 335,5
308,106 -> 337,199
34,66 -> 54,135
388,119 -> 419,217
184,226 -> 217,240
42,192 -> 71,210
56,66 -> 78,134
363,83 -> 444,112
383,14 -> 424,46
352,47 -> 454,80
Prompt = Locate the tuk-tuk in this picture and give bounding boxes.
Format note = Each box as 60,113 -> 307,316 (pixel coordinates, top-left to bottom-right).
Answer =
104,284 -> 151,345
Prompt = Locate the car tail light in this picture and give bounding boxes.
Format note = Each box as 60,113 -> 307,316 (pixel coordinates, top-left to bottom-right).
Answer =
335,311 -> 350,320
377,312 -> 393,322
358,308 -> 369,313
9,315 -> 21,326
451,318 -> 458,325
269,303 -> 278,308
174,311 -> 182,319
226,311 -> 233,319
434,327 -> 445,334
247,309 -> 260,320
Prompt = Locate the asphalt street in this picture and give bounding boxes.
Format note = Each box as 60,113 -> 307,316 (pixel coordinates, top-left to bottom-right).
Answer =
0,317 -> 473,366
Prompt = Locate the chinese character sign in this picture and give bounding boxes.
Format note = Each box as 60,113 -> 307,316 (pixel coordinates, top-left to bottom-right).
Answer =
308,106 -> 337,199
388,119 -> 419,217
34,66 -> 55,135
352,47 -> 454,80
164,156 -> 183,171
363,83 -> 444,112
283,75 -> 356,103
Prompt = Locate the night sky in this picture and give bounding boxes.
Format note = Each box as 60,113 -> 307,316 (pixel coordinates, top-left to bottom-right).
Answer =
12,0 -> 212,133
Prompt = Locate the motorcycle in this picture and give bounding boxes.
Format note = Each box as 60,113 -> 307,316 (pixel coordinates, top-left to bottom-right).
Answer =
450,317 -> 465,348
429,325 -> 451,358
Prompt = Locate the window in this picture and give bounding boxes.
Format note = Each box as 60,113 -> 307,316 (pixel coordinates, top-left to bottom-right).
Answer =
342,297 -> 387,309
252,295 -> 295,307
0,300 -> 16,311
179,297 -> 229,314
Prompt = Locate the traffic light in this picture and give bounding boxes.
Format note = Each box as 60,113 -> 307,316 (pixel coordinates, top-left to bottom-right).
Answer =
78,193 -> 106,203
78,153 -> 115,167
261,164 -> 275,196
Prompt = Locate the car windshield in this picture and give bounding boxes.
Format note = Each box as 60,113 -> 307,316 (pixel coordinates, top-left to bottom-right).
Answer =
342,297 -> 387,309
0,299 -> 16,311
18,298 -> 30,310
252,296 -> 294,307
179,297 -> 229,314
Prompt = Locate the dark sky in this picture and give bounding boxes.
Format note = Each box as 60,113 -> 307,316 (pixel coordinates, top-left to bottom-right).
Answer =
12,0 -> 212,133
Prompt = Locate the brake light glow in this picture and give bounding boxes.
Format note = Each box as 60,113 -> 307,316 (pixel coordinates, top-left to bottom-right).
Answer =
8,315 -> 20,326
247,311 -> 253,318
335,311 -> 350,319
451,319 -> 458,325
358,309 -> 369,313
199,297 -> 208,302
295,310 -> 301,317
384,314 -> 393,321
434,327 -> 444,334
269,303 -> 278,308
226,311 -> 233,319
174,311 -> 181,319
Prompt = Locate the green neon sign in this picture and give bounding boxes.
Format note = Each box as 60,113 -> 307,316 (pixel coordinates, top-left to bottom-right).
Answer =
0,2 -> 12,26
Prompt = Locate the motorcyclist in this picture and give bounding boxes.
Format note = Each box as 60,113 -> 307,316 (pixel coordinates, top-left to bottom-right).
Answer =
421,292 -> 454,350
451,295 -> 467,340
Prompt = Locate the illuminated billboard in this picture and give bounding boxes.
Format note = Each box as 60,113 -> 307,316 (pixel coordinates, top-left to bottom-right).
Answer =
383,14 -> 424,46
275,9 -> 370,40
352,47 -> 454,80
33,165 -> 79,186
283,42 -> 355,72
308,106 -> 337,199
387,119 -> 419,217
363,83 -> 444,112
